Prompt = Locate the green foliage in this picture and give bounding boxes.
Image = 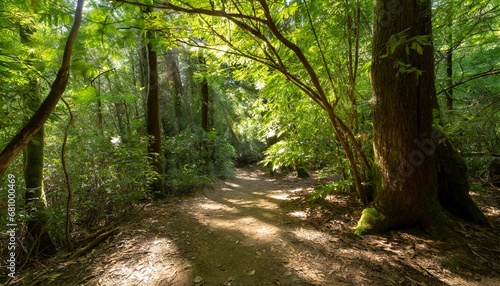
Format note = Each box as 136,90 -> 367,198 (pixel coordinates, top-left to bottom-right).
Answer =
307,180 -> 353,201
164,125 -> 236,194
165,166 -> 214,194
433,0 -> 500,184
45,131 -> 154,231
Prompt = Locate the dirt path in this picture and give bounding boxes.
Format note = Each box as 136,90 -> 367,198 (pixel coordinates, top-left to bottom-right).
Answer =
13,167 -> 500,285
95,167 -> 330,285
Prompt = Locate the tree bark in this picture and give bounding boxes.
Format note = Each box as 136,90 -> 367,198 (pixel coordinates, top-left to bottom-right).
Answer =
199,54 -> 210,132
0,0 -> 85,178
435,138 -> 490,225
145,27 -> 164,194
356,0 -> 447,235
444,1 -> 454,110
24,101 -> 56,258
165,49 -> 185,132
18,21 -> 56,258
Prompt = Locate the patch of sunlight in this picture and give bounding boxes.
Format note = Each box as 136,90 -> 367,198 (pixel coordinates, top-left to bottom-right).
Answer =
95,237 -> 190,285
288,211 -> 307,218
289,187 -> 305,193
267,192 -> 290,201
224,182 -> 241,188
237,174 -> 261,181
206,216 -> 281,241
251,191 -> 266,195
198,202 -> 238,212
291,227 -> 331,244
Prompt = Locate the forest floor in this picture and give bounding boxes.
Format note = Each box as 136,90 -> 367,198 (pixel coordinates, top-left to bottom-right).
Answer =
11,166 -> 500,285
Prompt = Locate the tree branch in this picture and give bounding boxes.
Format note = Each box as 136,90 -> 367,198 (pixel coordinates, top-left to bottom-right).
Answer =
0,0 -> 85,177
437,68 -> 500,96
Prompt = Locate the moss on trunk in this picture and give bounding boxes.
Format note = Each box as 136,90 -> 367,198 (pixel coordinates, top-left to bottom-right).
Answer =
24,126 -> 56,258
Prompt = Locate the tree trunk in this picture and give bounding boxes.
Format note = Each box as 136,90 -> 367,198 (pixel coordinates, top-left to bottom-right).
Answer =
436,137 -> 490,225
24,87 -> 56,258
166,49 -> 185,132
0,0 -> 84,178
199,54 -> 209,132
444,47 -> 453,110
24,127 -> 55,257
96,77 -> 104,130
444,1 -> 454,110
145,27 -> 164,194
356,0 -> 447,235
19,21 -> 56,259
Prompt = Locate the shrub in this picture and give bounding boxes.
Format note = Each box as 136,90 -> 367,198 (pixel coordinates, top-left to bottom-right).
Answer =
164,125 -> 236,194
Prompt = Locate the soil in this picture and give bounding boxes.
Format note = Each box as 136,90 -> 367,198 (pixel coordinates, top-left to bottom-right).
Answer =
9,166 -> 500,285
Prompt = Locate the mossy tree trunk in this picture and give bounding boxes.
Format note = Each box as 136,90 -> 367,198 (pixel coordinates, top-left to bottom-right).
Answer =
24,122 -> 56,257
356,0 -> 447,235
19,24 -> 56,258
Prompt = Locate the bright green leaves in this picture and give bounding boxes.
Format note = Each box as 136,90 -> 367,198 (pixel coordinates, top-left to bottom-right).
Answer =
411,41 -> 424,55
379,31 -> 431,78
380,31 -> 431,59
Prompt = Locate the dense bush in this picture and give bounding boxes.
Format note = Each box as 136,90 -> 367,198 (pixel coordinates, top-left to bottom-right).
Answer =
164,125 -> 236,194
45,130 -> 155,237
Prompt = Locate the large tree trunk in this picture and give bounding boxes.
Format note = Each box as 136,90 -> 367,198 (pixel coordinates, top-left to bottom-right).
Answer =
0,0 -> 84,178
145,27 -> 164,194
356,0 -> 447,235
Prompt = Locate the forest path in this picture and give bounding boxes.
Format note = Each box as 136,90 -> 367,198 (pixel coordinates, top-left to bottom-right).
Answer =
94,166 -> 340,285
15,167 -> 500,285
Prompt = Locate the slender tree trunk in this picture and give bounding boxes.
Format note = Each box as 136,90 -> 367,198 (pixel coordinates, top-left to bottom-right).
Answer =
145,27 -> 163,194
0,0 -> 84,178
96,77 -> 104,130
165,49 -> 185,132
444,48 -> 453,110
24,124 -> 55,257
24,88 -> 56,257
356,0 -> 447,235
199,54 -> 209,132
444,1 -> 454,110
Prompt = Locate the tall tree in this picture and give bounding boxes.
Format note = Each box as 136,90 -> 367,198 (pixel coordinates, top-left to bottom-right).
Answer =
143,9 -> 164,194
165,49 -> 185,133
199,53 -> 210,132
355,0 -> 488,234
